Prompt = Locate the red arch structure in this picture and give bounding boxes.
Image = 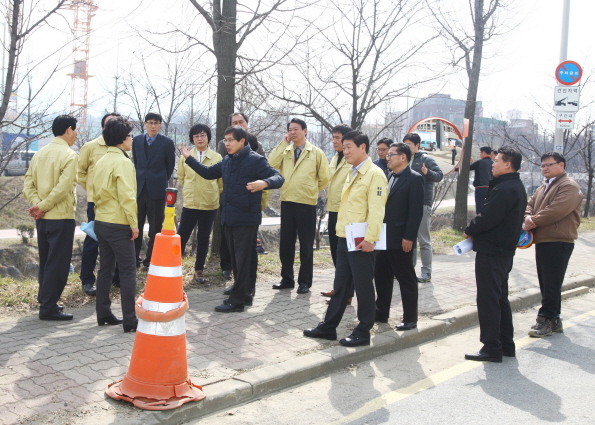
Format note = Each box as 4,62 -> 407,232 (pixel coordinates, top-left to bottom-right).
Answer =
407,117 -> 464,175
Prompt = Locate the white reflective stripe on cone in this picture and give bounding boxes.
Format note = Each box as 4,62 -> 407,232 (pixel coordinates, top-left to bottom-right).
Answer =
138,316 -> 186,336
148,265 -> 183,278
142,299 -> 182,313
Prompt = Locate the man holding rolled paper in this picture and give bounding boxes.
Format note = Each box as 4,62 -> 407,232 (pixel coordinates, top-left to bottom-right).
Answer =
463,146 -> 526,363
303,131 -> 387,347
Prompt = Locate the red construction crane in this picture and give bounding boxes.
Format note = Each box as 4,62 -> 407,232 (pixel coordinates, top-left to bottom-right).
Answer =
69,0 -> 97,132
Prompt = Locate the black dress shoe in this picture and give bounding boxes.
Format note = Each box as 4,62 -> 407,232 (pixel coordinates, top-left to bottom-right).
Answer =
502,350 -> 516,357
57,305 -> 64,312
223,286 -> 234,295
396,322 -> 417,331
303,327 -> 337,340
222,270 -> 232,280
224,297 -> 253,307
98,314 -> 123,326
215,302 -> 244,312
82,283 -> 97,296
272,282 -> 294,290
464,351 -> 502,363
297,283 -> 310,294
40,312 -> 73,321
123,321 -> 138,333
340,335 -> 370,347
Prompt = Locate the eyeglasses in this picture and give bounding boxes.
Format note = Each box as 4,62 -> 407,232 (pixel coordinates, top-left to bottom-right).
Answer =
145,121 -> 161,126
193,133 -> 208,138
540,162 -> 560,169
224,138 -> 237,143
386,152 -> 403,159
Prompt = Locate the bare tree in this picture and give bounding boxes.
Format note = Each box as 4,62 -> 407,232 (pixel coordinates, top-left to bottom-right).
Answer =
426,0 -> 510,230
260,0 -> 442,135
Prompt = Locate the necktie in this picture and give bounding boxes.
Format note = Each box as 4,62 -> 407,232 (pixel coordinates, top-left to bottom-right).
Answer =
294,147 -> 301,163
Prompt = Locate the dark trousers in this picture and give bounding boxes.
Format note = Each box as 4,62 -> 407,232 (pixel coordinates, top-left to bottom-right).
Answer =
224,225 -> 259,306
219,214 -> 232,271
474,187 -> 489,215
374,249 -> 418,323
536,242 -> 574,319
80,202 -> 119,286
135,186 -> 165,267
328,211 -> 354,297
36,219 -> 75,316
95,221 -> 137,327
177,207 -> 217,271
328,211 -> 339,266
475,252 -> 515,356
221,222 -> 258,290
318,238 -> 377,339
280,201 -> 316,287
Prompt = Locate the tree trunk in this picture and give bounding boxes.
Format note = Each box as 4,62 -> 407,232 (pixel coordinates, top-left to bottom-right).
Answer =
0,1 -> 20,123
453,0 -> 485,231
213,0 -> 237,142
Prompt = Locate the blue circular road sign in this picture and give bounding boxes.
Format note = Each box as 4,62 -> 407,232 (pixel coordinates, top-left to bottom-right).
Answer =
556,61 -> 583,86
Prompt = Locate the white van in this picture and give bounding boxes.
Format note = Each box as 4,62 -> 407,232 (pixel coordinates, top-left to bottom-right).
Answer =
2,151 -> 35,176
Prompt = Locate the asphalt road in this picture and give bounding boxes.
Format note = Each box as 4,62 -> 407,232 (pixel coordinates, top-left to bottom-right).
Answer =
194,290 -> 595,425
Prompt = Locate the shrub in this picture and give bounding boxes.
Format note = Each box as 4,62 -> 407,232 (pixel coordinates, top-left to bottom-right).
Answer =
16,224 -> 35,244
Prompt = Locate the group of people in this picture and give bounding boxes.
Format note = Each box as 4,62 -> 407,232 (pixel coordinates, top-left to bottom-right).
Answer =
25,114 -> 139,332
23,112 -> 583,358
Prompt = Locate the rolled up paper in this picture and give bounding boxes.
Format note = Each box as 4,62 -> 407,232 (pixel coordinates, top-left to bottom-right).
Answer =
453,238 -> 473,255
80,221 -> 98,241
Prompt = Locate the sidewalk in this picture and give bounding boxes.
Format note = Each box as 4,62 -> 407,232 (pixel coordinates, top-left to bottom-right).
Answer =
1,233 -> 593,424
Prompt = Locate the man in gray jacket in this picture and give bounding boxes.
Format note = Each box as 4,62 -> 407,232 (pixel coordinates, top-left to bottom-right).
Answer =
403,133 -> 443,283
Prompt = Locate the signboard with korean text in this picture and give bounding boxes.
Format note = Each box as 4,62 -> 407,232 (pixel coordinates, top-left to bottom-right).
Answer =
553,86 -> 580,112
556,112 -> 575,130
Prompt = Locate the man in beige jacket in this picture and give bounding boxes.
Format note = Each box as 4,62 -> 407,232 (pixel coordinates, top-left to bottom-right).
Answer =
269,118 -> 329,294
524,152 -> 583,337
24,115 -> 79,321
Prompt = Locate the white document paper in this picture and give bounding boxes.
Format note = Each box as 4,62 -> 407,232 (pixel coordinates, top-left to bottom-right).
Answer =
453,238 -> 473,255
345,222 -> 387,251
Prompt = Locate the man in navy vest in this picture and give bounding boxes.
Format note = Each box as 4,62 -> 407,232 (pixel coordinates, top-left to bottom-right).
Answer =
132,113 -> 175,269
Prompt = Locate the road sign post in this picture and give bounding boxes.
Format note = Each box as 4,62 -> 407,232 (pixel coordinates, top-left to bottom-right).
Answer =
554,60 -> 582,152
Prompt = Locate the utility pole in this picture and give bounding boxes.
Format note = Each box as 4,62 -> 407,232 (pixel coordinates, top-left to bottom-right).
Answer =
554,0 -> 570,152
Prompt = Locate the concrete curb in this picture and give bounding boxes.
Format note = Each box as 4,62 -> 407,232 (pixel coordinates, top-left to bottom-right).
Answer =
150,273 -> 595,423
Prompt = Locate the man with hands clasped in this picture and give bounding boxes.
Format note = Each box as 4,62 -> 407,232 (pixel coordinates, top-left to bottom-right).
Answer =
180,126 -> 284,312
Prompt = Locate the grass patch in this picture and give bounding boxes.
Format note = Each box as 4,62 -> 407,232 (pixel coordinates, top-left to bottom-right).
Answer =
431,228 -> 465,255
0,247 -> 335,317
579,217 -> 595,233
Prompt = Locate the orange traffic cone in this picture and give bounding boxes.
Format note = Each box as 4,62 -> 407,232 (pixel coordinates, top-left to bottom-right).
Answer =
106,188 -> 205,410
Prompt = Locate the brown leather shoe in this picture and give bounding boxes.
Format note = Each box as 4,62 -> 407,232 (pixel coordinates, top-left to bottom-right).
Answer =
320,289 -> 335,297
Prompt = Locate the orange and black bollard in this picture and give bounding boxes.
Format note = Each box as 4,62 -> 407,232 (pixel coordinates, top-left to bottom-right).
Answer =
106,188 -> 206,410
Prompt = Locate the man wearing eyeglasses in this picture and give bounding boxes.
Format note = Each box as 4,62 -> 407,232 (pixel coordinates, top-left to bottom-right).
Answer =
524,152 -> 582,338
373,138 -> 391,177
374,143 -> 424,330
132,112 -> 175,269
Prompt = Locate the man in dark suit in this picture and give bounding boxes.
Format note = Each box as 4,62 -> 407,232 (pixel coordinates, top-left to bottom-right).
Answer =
374,142 -> 424,331
132,112 -> 176,268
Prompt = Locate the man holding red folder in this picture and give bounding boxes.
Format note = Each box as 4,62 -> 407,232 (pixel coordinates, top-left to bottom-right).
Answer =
303,131 -> 387,347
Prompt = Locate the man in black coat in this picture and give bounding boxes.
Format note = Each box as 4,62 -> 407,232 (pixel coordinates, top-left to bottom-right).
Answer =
469,146 -> 493,214
181,126 -> 284,313
132,112 -> 175,268
374,143 -> 424,331
463,146 -> 527,363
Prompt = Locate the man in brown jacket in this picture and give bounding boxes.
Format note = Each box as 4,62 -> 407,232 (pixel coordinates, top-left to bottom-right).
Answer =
524,152 -> 582,338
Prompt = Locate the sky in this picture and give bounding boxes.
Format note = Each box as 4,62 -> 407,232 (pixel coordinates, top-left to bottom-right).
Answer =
10,0 -> 595,134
